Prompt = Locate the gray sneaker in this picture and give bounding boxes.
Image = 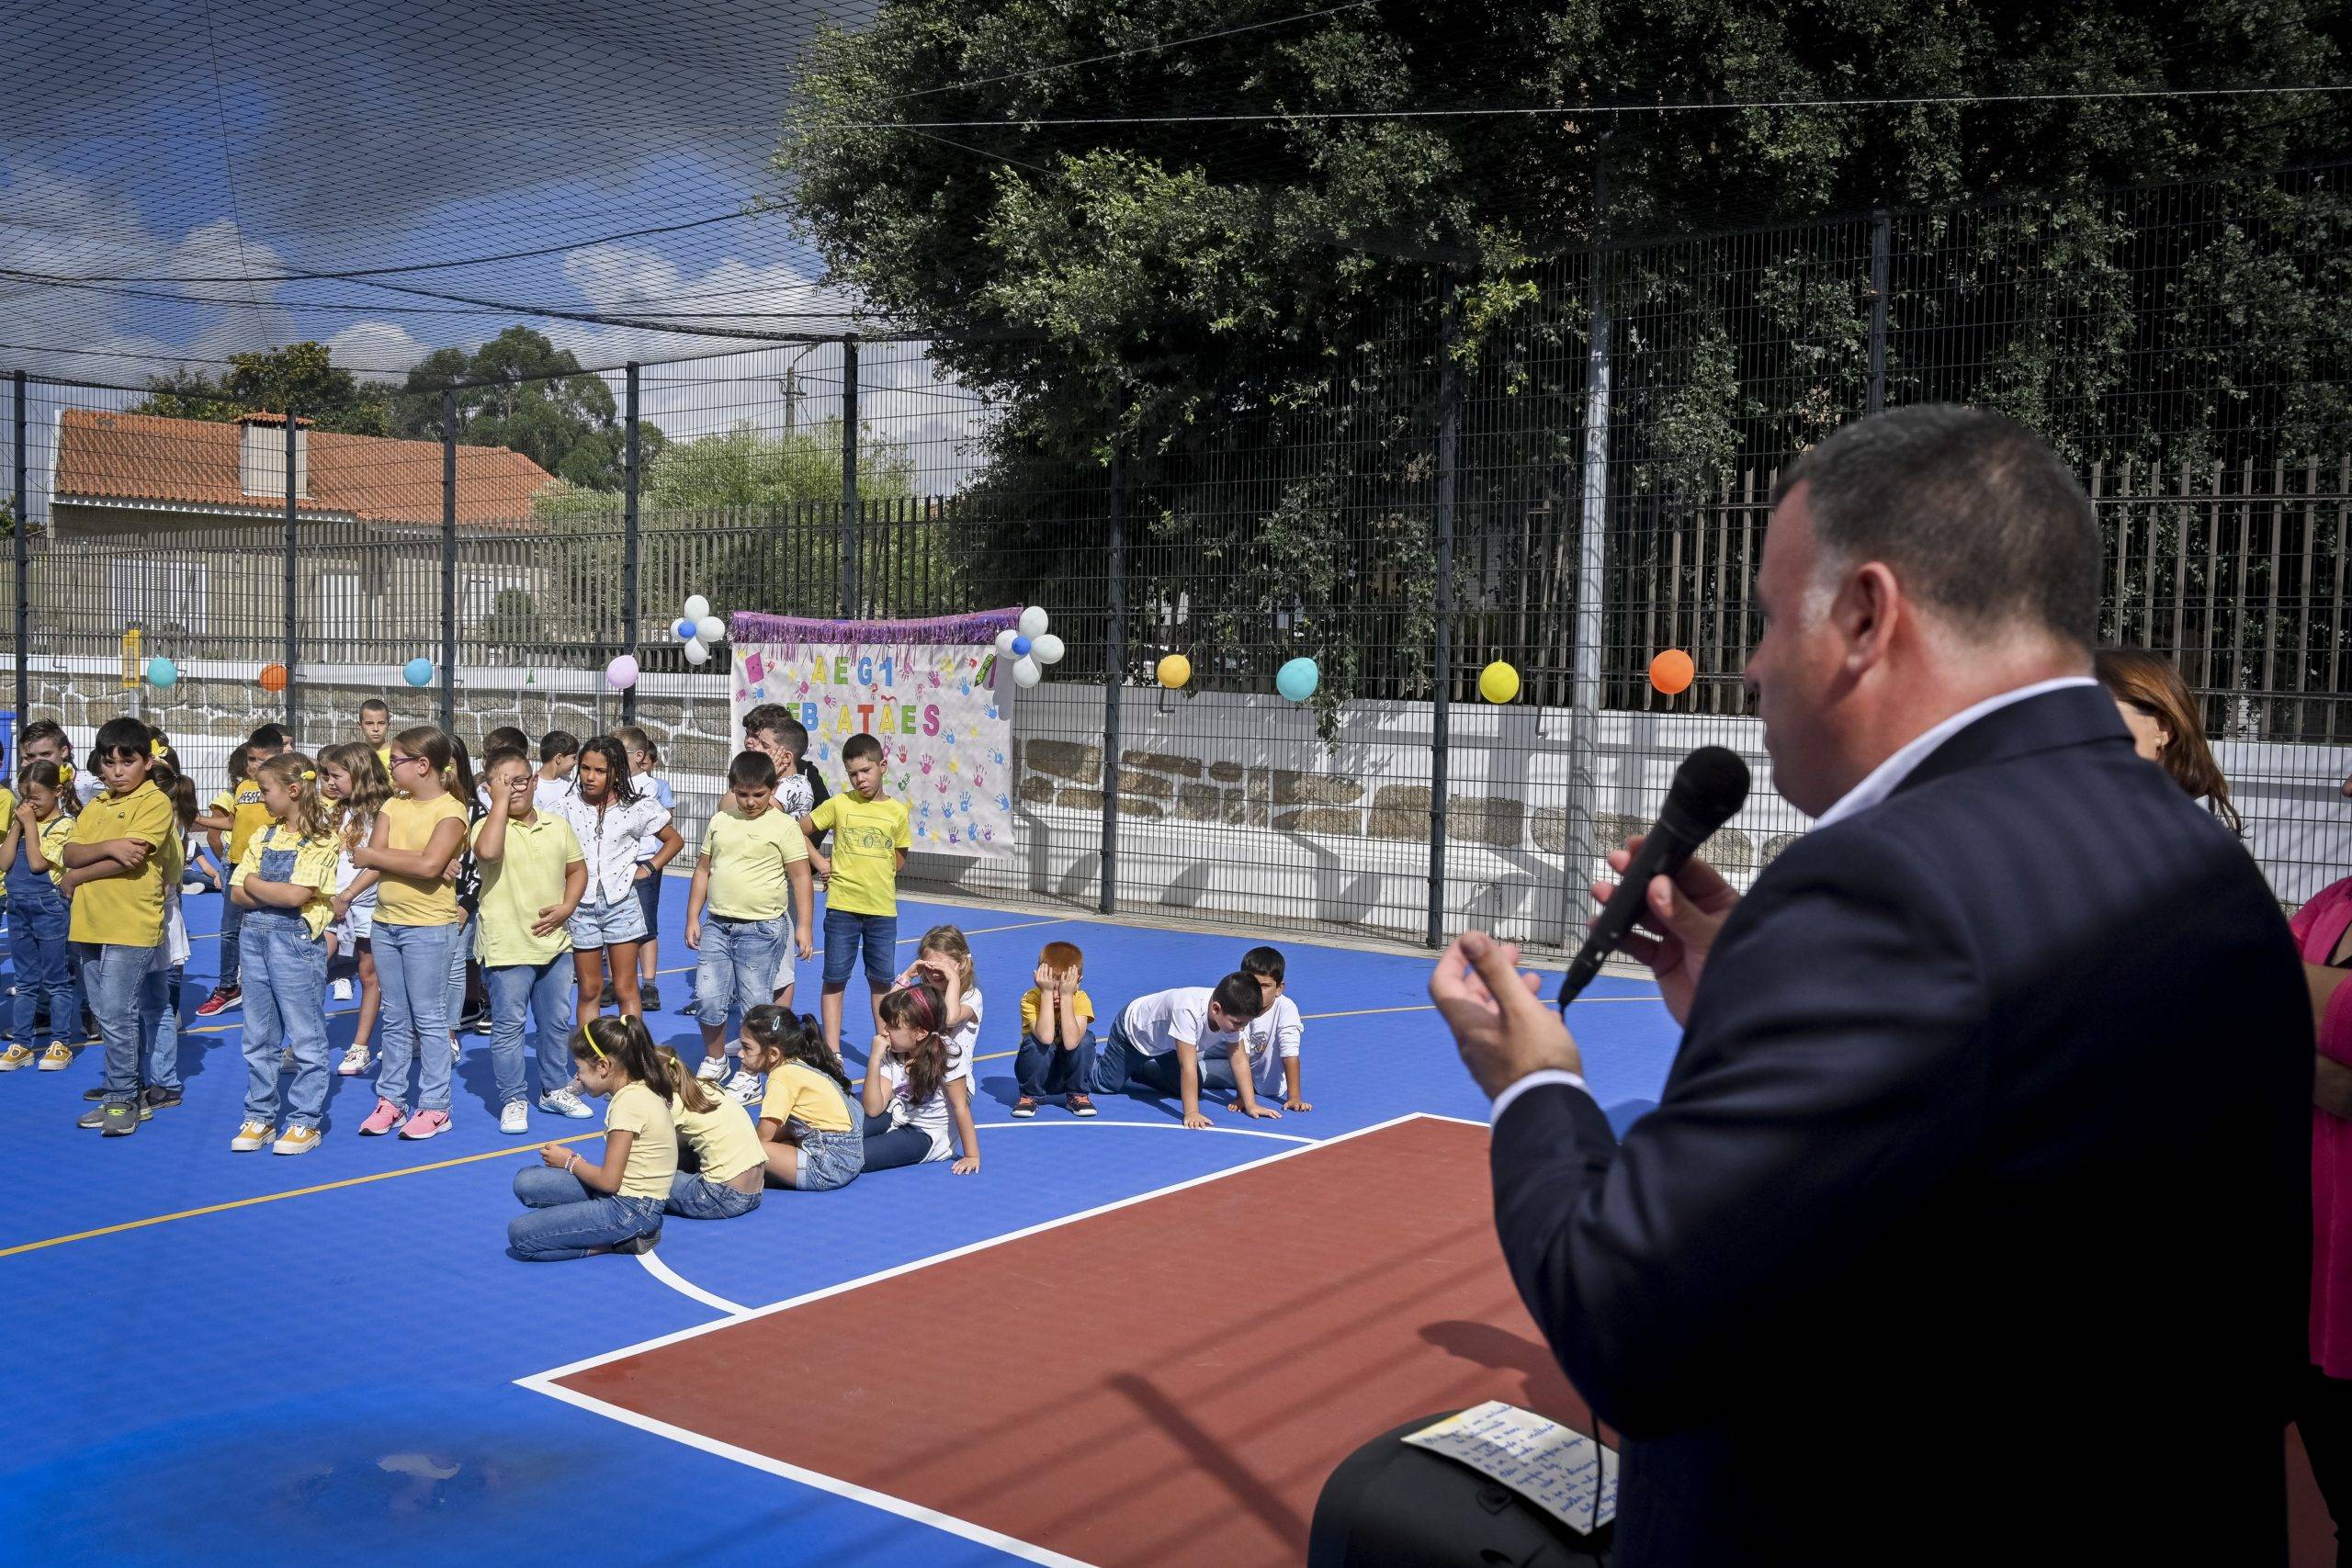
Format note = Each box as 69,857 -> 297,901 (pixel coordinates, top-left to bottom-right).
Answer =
85,1099 -> 143,1135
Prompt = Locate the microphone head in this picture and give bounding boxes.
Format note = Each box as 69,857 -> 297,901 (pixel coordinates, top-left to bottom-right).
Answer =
1664,745 -> 1752,839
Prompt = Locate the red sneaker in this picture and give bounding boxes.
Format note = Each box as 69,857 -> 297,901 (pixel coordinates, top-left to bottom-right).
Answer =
193,987 -> 241,1019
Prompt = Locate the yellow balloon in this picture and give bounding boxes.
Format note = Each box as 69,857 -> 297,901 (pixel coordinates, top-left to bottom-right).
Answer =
1478,660 -> 1521,704
1156,654 -> 1193,689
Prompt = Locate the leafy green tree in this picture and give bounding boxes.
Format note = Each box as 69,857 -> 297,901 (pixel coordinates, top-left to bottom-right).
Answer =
133,342 -> 390,434
392,326 -> 662,489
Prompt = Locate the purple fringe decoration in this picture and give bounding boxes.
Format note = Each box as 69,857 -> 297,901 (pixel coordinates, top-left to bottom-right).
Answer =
730,606 -> 1023,647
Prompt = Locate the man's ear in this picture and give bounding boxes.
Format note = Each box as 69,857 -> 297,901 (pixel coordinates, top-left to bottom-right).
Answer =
1833,561 -> 1903,674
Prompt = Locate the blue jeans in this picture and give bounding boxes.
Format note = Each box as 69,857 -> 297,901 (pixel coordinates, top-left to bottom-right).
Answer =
664,1170 -> 763,1220
486,956 -> 576,1108
861,1108 -> 935,1171
140,964 -> 184,1095
6,879 -> 75,1049
447,914 -> 475,1034
821,906 -> 897,987
695,914 -> 787,1028
1015,1028 -> 1097,1098
217,894 -> 245,990
373,920 -> 458,1111
74,942 -> 154,1103
241,916 -> 329,1127
507,1166 -> 663,1260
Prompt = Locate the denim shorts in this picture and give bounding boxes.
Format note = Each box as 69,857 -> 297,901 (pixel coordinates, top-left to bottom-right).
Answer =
787,1126 -> 865,1191
567,891 -> 649,951
821,906 -> 897,987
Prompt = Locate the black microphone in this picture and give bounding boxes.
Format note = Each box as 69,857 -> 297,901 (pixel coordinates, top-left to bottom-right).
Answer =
1557,745 -> 1750,1009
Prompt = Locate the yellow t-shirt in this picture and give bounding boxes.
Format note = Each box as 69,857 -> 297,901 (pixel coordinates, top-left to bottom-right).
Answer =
66,780 -> 182,947
808,792 -> 910,916
374,794 -> 469,927
1021,986 -> 1097,1038
375,744 -> 393,770
606,1080 -> 678,1200
699,807 -> 806,921
671,1093 -> 764,1184
230,822 -> 342,940
29,811 -> 72,889
210,780 -> 273,863
471,811 -> 582,968
758,1059 -> 854,1134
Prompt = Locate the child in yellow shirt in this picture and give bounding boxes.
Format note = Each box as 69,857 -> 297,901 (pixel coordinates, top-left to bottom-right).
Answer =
0,761 -> 78,1071
227,753 -> 342,1156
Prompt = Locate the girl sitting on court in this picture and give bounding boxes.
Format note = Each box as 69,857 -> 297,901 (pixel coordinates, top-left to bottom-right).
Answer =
653,1046 -> 765,1221
320,741 -> 389,1076
741,1004 -> 864,1191
227,752 -> 341,1156
860,981 -> 980,1176
892,923 -> 984,1100
508,1015 -> 674,1261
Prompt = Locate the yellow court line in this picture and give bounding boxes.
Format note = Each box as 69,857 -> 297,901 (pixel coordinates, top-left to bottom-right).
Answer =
0,1131 -> 605,1260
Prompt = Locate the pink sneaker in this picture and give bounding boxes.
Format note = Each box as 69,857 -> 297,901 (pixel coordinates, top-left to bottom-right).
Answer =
357,1097 -> 407,1136
399,1109 -> 451,1141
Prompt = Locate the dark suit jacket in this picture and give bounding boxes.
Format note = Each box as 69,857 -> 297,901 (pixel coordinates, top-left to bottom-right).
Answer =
1493,684 -> 2311,1563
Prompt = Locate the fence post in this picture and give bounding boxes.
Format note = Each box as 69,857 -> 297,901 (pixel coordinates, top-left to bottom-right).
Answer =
840,336 -> 860,618
1428,306 -> 1461,949
622,362 -> 641,725
284,410 -> 300,737
11,369 -> 26,729
440,390 -> 458,733
1566,196 -> 1611,949
1101,445 -> 1126,917
1868,206 -> 1891,416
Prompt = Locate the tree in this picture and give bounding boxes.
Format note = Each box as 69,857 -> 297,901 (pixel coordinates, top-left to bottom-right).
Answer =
133,342 -> 390,434
391,326 -> 662,489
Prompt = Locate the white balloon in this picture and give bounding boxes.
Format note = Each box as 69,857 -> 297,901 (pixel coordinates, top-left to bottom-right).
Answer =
683,594 -> 711,623
1017,605 -> 1050,639
1030,632 -> 1065,665
695,615 -> 726,644
994,628 -> 1019,658
1012,654 -> 1043,688
684,637 -> 711,666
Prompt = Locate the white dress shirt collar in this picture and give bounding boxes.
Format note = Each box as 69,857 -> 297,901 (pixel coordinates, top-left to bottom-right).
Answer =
1811,675 -> 2100,829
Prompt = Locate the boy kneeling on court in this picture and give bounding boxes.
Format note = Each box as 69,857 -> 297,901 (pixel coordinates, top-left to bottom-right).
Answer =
1091,974 -> 1272,1129
1012,939 -> 1095,1119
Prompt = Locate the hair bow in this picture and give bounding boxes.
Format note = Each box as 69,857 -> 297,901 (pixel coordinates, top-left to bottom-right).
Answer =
300,770 -> 317,782
58,763 -> 74,783
150,739 -> 168,758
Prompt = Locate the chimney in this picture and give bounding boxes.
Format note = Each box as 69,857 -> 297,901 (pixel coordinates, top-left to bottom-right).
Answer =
239,412 -> 311,501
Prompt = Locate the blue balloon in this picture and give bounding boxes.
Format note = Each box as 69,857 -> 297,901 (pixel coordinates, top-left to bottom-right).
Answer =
402,657 -> 434,687
674,618 -> 695,641
1011,635 -> 1032,657
1275,657 -> 1320,703
144,656 -> 177,690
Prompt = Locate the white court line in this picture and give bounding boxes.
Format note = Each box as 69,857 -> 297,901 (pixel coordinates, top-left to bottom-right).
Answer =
635,1249 -> 750,1315
628,1121 -> 1320,1315
522,1111 -> 1452,1567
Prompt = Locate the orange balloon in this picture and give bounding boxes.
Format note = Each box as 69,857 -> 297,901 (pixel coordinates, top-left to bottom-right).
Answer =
1648,649 -> 1696,696
259,662 -> 289,694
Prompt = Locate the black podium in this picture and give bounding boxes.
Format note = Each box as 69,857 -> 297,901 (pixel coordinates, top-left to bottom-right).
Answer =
1308,1412 -> 1612,1567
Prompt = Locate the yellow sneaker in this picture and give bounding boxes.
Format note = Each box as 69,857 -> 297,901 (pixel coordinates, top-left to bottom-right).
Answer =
37,1044 -> 73,1071
230,1120 -> 276,1152
0,1043 -> 34,1071
271,1125 -> 322,1156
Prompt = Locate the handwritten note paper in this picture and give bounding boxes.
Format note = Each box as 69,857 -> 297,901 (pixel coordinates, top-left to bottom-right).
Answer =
1404,1401 -> 1618,1533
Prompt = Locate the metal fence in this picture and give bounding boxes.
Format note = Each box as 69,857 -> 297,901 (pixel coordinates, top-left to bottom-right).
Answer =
6,163 -> 2349,949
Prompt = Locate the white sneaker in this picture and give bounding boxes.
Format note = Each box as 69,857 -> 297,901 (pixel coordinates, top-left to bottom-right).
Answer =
332,977 -> 354,1001
230,1119 -> 275,1152
337,1042 -> 371,1077
450,1035 -> 463,1065
500,1100 -> 531,1135
724,1071 -> 763,1107
695,1054 -> 729,1083
537,1089 -> 593,1120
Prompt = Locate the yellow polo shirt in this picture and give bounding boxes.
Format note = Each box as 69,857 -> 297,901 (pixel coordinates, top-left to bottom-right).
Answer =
699,807 -> 807,921
67,780 -> 182,947
210,781 -> 272,863
230,823 -> 342,940
472,811 -> 583,968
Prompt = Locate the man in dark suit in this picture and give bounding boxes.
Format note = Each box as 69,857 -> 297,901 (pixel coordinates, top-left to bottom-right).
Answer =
1432,407 -> 2311,1563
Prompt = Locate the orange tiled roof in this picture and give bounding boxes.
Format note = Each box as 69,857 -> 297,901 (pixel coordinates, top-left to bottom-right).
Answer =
51,408 -> 555,528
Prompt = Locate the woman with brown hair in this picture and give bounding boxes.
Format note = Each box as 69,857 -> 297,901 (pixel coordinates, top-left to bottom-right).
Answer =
2094,648 -> 2245,833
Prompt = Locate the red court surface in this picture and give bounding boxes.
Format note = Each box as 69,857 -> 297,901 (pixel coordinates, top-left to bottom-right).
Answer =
545,1114 -> 1593,1567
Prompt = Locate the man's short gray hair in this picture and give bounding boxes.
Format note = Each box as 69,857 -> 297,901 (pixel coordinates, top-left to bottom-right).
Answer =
1770,406 -> 2098,647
